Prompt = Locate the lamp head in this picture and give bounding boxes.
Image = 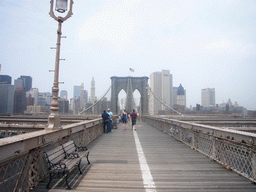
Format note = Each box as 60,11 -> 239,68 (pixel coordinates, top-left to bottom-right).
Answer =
56,0 -> 68,13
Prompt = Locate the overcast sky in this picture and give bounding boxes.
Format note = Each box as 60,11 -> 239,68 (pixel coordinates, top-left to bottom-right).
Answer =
0,0 -> 256,110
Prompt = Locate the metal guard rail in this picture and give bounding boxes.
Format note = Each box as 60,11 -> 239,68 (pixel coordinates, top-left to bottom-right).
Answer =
0,118 -> 104,192
142,115 -> 256,183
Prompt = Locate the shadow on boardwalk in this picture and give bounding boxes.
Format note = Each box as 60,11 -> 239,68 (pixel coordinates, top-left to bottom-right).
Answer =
32,120 -> 256,192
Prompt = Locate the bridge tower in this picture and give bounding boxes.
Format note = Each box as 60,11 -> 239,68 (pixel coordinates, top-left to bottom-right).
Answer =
111,76 -> 149,115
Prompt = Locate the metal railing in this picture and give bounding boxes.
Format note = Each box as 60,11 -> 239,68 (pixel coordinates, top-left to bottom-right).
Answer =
142,115 -> 256,183
0,118 -> 104,192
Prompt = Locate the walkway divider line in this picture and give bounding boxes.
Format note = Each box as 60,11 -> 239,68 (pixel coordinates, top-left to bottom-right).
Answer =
133,130 -> 157,192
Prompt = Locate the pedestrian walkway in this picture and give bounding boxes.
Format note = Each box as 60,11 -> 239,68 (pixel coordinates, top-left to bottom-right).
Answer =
33,121 -> 256,191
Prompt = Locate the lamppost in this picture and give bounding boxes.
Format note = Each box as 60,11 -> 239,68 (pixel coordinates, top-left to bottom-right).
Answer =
47,0 -> 74,129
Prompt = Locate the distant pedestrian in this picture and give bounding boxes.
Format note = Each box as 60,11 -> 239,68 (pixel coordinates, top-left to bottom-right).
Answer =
107,108 -> 113,133
127,112 -> 130,122
101,110 -> 109,133
130,109 -> 137,131
121,110 -> 128,130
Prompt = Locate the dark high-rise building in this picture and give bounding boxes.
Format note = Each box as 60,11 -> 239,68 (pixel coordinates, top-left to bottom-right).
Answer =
0,75 -> 12,84
20,76 -> 32,91
0,83 -> 15,114
14,87 -> 27,114
59,99 -> 69,113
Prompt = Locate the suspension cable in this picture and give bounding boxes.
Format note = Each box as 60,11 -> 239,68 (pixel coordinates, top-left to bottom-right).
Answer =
79,85 -> 111,114
147,87 -> 183,116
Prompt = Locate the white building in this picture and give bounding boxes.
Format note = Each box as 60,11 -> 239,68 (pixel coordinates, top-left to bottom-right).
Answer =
60,90 -> 68,100
149,70 -> 173,115
26,88 -> 39,105
201,88 -> 215,107
90,77 -> 96,103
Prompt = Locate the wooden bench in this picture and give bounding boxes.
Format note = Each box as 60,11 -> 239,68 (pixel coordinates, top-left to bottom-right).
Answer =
44,140 -> 90,189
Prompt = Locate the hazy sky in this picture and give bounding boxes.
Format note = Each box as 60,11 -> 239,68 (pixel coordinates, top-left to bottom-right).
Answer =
0,0 -> 256,110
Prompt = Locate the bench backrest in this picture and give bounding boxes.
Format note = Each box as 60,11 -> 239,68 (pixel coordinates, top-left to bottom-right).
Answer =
62,140 -> 77,154
44,145 -> 66,165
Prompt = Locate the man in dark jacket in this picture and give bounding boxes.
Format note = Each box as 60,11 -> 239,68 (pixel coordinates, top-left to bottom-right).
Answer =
130,109 -> 137,131
102,110 -> 110,133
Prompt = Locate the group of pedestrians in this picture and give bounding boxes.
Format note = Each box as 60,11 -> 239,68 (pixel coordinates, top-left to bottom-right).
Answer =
101,108 -> 113,133
120,109 -> 137,131
102,108 -> 138,133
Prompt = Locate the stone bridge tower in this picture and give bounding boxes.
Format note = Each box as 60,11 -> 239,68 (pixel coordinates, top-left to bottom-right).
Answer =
111,76 -> 149,115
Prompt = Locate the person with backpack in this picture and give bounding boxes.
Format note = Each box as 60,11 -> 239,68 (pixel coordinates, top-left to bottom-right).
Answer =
101,110 -> 109,133
121,110 -> 128,130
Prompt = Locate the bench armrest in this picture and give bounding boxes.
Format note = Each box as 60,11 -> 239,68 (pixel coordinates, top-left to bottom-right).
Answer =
76,146 -> 88,151
52,161 -> 67,171
67,152 -> 79,159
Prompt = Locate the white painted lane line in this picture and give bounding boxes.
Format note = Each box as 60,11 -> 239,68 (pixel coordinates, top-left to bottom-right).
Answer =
133,130 -> 157,192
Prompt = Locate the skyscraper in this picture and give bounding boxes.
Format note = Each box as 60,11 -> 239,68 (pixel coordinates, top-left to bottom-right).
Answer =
14,87 -> 27,114
80,83 -> 86,108
73,85 -> 81,99
20,76 -> 32,92
176,84 -> 186,107
60,90 -> 68,100
90,77 -> 96,103
14,78 -> 25,89
0,75 -> 12,84
201,88 -> 215,107
0,83 -> 15,114
149,70 -> 173,115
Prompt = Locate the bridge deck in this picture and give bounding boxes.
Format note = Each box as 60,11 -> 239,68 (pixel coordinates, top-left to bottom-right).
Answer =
33,121 -> 256,192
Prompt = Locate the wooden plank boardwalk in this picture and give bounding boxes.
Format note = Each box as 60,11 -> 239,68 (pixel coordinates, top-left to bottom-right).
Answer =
33,121 -> 256,191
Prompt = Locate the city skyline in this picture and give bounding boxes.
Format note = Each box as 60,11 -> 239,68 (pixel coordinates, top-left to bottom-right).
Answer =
1,0 -> 256,110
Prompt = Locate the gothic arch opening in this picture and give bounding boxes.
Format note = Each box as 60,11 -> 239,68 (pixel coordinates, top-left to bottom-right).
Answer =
118,89 -> 126,114
133,89 -> 141,114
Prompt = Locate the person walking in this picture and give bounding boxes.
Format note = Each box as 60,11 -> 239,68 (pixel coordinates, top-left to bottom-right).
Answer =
130,109 -> 137,131
121,110 -> 128,130
107,108 -> 113,133
101,110 -> 109,133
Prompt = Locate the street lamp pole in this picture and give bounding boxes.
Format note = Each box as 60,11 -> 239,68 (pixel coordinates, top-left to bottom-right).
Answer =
47,0 -> 73,129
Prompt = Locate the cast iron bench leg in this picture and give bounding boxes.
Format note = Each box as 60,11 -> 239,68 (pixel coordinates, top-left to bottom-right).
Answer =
64,172 -> 71,189
46,172 -> 53,189
78,160 -> 82,174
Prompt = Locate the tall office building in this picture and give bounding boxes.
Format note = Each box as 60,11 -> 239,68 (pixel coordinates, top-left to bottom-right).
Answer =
0,83 -> 15,114
60,90 -> 68,100
173,87 -> 178,105
84,90 -> 88,103
149,70 -> 173,115
0,75 -> 12,84
14,78 -> 25,89
20,76 -> 32,92
14,87 -> 27,114
176,84 -> 186,107
201,88 -> 215,107
38,92 -> 52,106
90,77 -> 96,103
80,83 -> 86,108
59,99 -> 69,113
73,85 -> 81,99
